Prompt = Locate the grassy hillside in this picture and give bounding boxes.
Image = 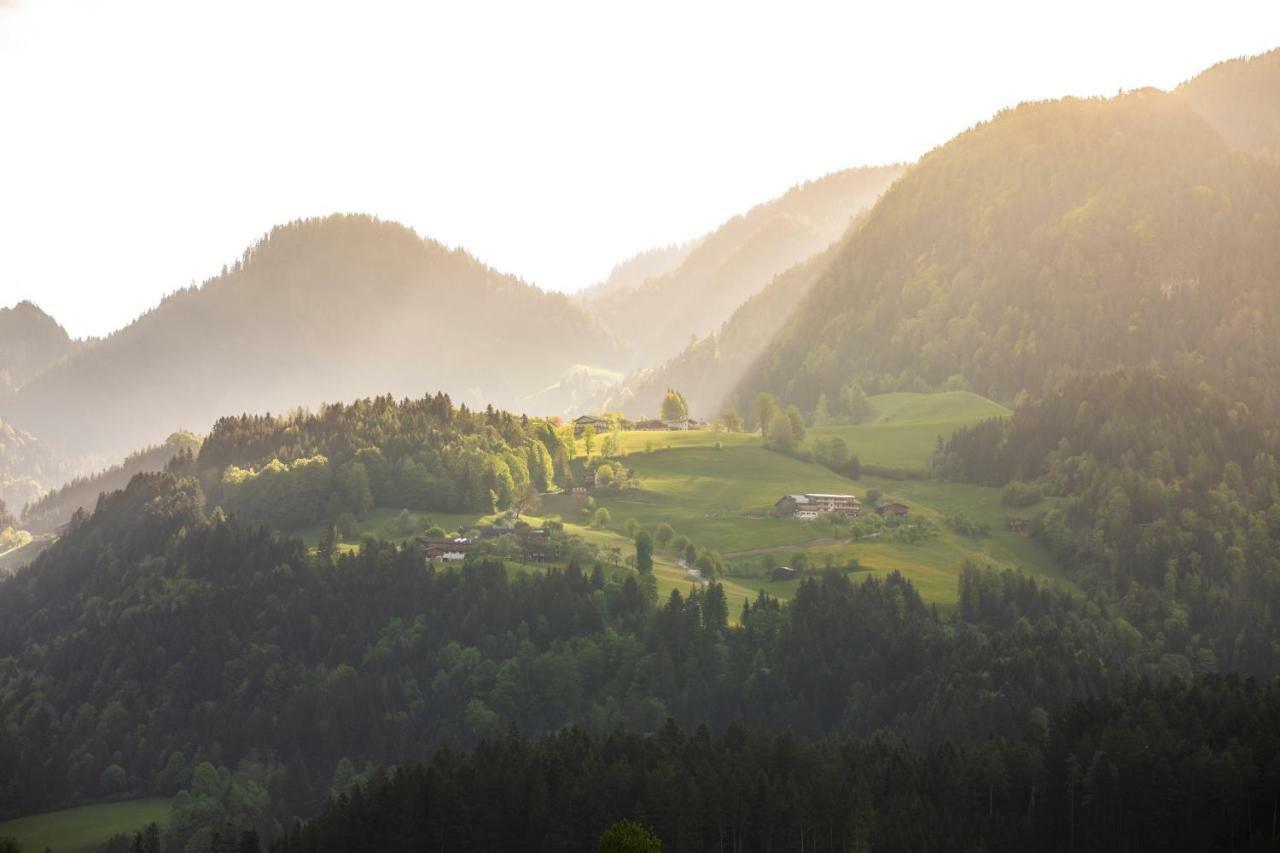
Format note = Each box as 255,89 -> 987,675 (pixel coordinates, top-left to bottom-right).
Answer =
295,393 -> 1056,608
807,391 -> 1010,471
0,798 -> 169,853
579,441 -> 1060,606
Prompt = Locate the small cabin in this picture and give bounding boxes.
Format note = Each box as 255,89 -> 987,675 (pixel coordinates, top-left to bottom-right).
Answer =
877,502 -> 910,518
573,414 -> 610,434
772,566 -> 798,581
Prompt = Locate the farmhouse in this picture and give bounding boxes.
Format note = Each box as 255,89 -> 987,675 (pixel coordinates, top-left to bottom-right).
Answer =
877,502 -> 910,518
573,414 -> 610,434
774,493 -> 862,519
418,538 -> 469,562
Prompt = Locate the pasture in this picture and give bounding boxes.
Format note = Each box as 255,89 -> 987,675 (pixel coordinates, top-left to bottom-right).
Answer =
0,798 -> 170,853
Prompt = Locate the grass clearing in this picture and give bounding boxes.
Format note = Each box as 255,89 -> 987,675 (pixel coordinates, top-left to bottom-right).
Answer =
0,798 -> 170,853
809,390 -> 1010,470
0,534 -> 54,576
586,438 -> 1062,606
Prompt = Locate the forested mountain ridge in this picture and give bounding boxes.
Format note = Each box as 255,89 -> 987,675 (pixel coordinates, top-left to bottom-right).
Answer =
577,241 -> 694,303
604,243 -> 839,418
18,431 -> 201,533
588,165 -> 904,368
0,301 -> 81,395
737,84 -> 1280,416
0,215 -> 618,462
1178,47 -> 1280,161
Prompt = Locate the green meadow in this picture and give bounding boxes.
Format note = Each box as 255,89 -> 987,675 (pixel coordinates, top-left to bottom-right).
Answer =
0,799 -> 170,853
807,390 -> 1010,471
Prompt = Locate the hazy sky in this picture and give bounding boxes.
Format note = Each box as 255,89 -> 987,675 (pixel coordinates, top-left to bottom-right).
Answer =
2,1 -> 1278,338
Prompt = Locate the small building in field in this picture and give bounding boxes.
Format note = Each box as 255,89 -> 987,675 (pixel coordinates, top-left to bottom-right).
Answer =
775,493 -> 862,519
573,414 -> 609,434
772,566 -> 798,581
877,502 -> 910,518
419,538 -> 469,562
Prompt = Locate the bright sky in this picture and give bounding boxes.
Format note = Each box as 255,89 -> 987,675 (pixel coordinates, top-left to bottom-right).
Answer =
1,1 -> 1278,339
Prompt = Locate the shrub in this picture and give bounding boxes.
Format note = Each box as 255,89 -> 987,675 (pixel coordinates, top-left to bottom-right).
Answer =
1001,480 -> 1043,507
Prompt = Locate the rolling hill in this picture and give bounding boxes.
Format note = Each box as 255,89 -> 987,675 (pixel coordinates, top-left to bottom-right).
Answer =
738,64 -> 1280,417
0,215 -> 619,461
586,165 -> 904,368
0,301 -> 81,394
601,243 -> 839,419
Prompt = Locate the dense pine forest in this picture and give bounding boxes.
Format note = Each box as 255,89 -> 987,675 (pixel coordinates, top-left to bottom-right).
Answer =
5,462 -> 1280,849
270,680 -> 1280,853
934,369 -> 1280,675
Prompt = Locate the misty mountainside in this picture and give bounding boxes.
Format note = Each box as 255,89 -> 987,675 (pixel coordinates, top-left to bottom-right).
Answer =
0,417 -> 65,512
18,430 -> 200,534
1178,47 -> 1280,162
577,241 -> 694,303
587,165 -> 904,368
604,243 -> 839,419
0,215 -> 618,462
738,79 -> 1280,417
0,301 -> 81,394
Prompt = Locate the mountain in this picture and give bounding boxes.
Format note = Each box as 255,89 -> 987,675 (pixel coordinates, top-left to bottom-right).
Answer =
1178,47 -> 1280,161
0,416 -> 65,512
0,301 -> 80,394
0,215 -> 619,461
19,430 -> 201,533
586,165 -> 904,368
603,243 -> 839,419
738,80 -> 1280,416
578,242 -> 695,303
